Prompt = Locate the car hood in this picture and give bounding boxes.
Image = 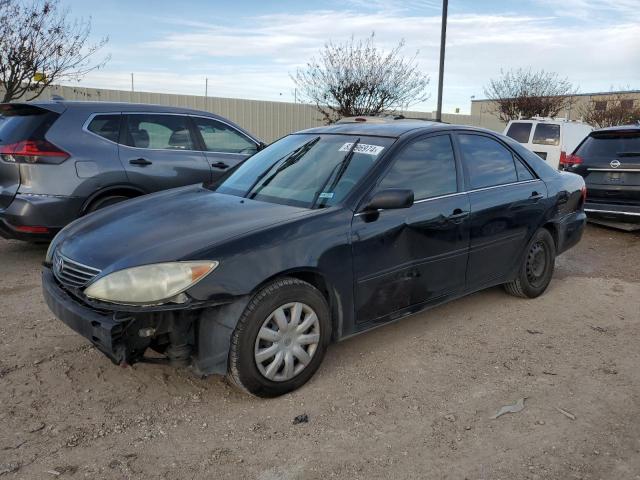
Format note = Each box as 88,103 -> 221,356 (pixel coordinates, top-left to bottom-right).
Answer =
56,186 -> 311,272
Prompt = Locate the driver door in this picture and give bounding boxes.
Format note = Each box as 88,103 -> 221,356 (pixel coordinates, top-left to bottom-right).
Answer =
351,133 -> 471,325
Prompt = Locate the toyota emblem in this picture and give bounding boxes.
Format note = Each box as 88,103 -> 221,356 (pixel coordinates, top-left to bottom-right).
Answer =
54,255 -> 64,274
610,159 -> 621,168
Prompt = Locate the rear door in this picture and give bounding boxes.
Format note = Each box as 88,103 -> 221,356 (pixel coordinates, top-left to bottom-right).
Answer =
573,129 -> 640,204
0,104 -> 60,208
190,116 -> 259,180
530,122 -> 561,168
455,132 -> 547,290
118,113 -> 211,192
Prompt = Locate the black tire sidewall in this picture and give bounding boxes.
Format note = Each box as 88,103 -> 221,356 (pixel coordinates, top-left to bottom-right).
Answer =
232,280 -> 331,397
518,229 -> 556,298
87,196 -> 129,213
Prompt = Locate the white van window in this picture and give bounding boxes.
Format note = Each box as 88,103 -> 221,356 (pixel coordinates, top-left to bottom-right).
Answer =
532,124 -> 560,146
506,122 -> 532,143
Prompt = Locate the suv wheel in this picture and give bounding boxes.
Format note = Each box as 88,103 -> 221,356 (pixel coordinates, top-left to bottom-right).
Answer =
86,195 -> 130,213
228,277 -> 331,397
504,228 -> 556,298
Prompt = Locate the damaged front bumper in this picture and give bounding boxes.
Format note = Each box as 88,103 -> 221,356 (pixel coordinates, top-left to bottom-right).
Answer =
42,267 -> 248,376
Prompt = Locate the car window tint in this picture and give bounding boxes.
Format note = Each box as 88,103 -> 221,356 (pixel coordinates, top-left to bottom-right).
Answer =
506,122 -> 532,143
87,114 -> 121,143
576,133 -> 640,158
515,157 -> 535,181
458,134 -> 518,189
192,117 -> 257,154
124,114 -> 194,150
532,124 -> 560,146
378,135 -> 457,200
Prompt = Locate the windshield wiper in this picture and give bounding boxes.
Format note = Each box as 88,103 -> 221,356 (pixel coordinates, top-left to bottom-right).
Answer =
617,152 -> 640,157
246,136 -> 321,199
312,138 -> 361,209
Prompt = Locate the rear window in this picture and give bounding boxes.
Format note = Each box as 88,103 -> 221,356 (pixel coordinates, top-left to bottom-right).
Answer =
532,124 -> 560,146
506,122 -> 533,143
0,105 -> 59,145
576,132 -> 640,158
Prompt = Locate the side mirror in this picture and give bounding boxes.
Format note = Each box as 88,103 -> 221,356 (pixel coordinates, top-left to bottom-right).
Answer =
362,189 -> 414,212
257,142 -> 268,151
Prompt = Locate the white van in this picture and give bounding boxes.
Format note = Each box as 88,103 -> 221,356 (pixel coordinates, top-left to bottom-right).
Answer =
503,118 -> 593,169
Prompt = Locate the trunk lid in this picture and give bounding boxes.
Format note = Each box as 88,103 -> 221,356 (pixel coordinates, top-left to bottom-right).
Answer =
573,128 -> 640,203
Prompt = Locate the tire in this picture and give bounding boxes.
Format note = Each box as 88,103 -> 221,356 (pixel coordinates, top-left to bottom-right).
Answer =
504,228 -> 556,299
86,195 -> 130,213
228,277 -> 331,397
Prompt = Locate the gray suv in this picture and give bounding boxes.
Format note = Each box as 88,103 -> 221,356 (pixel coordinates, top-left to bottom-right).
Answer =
0,101 -> 263,241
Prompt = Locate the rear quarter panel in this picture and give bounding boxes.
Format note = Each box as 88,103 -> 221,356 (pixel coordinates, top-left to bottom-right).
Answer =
26,108 -> 129,198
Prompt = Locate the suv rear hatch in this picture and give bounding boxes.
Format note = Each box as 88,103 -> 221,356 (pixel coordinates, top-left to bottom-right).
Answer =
0,103 -> 64,209
569,128 -> 640,205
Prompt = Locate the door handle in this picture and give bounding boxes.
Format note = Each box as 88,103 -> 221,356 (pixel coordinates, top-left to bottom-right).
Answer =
129,158 -> 152,166
530,191 -> 544,201
447,208 -> 469,223
211,161 -> 229,169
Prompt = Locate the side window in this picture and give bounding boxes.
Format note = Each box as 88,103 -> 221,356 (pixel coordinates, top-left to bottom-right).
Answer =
192,117 -> 257,154
515,157 -> 535,181
458,134 -> 518,189
124,114 -> 194,150
505,122 -> 533,143
87,114 -> 121,143
377,135 -> 457,200
532,124 -> 560,146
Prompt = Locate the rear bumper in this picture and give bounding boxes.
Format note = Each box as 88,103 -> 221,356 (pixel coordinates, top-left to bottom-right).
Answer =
584,201 -> 640,223
556,210 -> 587,255
0,193 -> 84,241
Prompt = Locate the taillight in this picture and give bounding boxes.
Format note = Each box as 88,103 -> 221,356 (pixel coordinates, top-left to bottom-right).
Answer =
560,152 -> 583,168
0,140 -> 69,164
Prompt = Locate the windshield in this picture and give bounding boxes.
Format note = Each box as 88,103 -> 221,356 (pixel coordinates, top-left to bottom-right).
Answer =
214,134 -> 394,208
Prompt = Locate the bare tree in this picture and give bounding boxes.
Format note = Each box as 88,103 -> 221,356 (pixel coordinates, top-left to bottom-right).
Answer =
579,89 -> 640,128
292,34 -> 430,123
484,68 -> 578,122
0,0 -> 109,103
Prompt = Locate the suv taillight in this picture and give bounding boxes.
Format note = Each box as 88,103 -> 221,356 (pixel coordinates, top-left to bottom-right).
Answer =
559,152 -> 582,168
0,139 -> 69,164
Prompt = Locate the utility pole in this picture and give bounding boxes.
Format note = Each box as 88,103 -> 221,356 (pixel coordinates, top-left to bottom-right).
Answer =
205,77 -> 208,98
435,0 -> 448,122
131,73 -> 134,93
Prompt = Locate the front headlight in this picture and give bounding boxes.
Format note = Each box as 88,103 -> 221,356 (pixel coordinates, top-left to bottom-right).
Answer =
84,261 -> 218,305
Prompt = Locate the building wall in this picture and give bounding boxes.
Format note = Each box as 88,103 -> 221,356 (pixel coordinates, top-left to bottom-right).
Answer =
2,84 -> 503,142
470,90 -> 640,128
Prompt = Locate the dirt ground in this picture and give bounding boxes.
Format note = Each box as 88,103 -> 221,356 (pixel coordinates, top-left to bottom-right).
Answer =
1,224 -> 639,479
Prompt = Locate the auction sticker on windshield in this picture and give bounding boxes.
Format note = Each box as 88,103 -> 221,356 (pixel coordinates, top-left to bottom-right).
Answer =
339,143 -> 384,156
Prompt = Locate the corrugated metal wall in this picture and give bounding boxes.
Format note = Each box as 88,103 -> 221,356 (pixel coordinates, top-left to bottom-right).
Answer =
3,84 -> 503,141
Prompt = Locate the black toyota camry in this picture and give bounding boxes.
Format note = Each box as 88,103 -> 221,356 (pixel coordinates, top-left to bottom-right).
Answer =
43,120 -> 587,397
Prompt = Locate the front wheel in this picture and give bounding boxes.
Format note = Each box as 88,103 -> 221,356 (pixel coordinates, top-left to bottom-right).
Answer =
504,228 -> 556,298
227,277 -> 331,397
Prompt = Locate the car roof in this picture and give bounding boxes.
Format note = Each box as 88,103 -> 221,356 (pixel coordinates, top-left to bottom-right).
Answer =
297,121 -> 496,139
28,100 -> 224,117
592,124 -> 640,134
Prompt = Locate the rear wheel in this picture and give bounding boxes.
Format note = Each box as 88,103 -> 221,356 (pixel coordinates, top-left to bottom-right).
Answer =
86,195 -> 131,213
504,228 -> 556,298
228,277 -> 331,397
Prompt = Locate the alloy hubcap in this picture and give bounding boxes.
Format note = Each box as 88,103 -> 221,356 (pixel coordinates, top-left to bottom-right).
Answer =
254,302 -> 320,382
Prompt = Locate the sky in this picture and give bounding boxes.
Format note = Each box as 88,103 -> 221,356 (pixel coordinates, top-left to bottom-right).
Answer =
61,0 -> 640,114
